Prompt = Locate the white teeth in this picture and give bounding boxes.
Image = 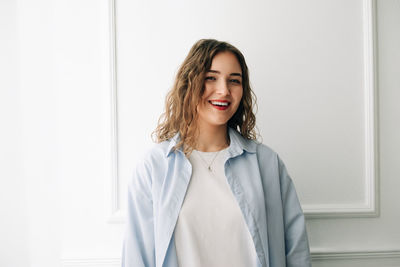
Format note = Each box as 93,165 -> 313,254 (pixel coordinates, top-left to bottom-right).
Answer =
210,101 -> 229,106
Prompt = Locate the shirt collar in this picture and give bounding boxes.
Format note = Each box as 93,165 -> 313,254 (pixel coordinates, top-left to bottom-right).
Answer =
165,127 -> 257,157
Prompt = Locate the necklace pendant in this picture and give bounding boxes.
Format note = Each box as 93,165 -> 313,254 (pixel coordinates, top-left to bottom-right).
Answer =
208,166 -> 212,171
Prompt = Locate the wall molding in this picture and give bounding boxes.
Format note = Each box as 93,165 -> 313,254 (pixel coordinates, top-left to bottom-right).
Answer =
107,0 -> 379,221
62,257 -> 120,267
61,249 -> 400,266
304,0 -> 379,219
311,249 -> 400,261
107,0 -> 123,224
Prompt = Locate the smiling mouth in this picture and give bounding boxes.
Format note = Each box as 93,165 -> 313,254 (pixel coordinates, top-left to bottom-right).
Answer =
209,100 -> 230,110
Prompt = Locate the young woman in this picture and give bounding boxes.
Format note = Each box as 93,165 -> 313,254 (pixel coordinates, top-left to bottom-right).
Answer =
122,39 -> 311,267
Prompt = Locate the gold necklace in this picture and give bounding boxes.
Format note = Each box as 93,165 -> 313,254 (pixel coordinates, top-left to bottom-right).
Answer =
195,150 -> 221,172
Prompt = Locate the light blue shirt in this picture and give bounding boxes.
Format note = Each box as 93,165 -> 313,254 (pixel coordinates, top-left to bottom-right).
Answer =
122,127 -> 311,267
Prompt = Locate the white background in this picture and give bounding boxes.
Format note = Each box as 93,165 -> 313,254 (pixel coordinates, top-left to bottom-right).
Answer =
115,0 -> 368,215
1,0 -> 400,266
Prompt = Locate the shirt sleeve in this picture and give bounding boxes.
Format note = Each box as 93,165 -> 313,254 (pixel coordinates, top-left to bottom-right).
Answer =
277,155 -> 312,267
122,159 -> 156,267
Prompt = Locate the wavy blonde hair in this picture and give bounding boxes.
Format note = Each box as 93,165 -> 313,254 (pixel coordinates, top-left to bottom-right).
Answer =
152,39 -> 258,156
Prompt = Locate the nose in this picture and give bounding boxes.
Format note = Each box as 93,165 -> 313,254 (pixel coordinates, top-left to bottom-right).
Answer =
216,79 -> 230,95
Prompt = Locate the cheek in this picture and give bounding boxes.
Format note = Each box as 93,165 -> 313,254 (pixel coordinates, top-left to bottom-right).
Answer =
202,86 -> 211,98
235,88 -> 243,104
232,90 -> 243,112
197,96 -> 207,112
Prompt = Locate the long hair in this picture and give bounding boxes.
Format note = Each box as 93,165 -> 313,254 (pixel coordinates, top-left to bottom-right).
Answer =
152,39 -> 258,156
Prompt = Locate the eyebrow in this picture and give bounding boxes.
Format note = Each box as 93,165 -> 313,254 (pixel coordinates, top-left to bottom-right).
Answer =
207,70 -> 242,77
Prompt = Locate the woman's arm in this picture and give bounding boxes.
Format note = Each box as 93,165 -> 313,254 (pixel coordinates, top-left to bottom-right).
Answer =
122,160 -> 156,267
278,155 -> 312,267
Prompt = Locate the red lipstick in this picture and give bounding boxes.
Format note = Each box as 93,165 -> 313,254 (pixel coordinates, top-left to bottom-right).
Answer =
209,100 -> 230,110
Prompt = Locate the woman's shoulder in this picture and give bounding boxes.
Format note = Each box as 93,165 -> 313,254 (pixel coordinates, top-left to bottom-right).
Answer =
230,128 -> 277,158
255,141 -> 276,155
130,139 -> 174,187
139,139 -> 172,166
248,138 -> 279,161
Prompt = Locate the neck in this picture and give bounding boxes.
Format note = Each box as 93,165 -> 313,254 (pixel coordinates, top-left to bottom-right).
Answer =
195,123 -> 230,152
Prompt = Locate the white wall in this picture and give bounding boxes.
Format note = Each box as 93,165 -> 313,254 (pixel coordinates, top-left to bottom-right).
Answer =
309,1 -> 400,265
114,0 -> 373,219
0,1 -> 29,266
4,0 -> 61,266
1,0 -> 399,266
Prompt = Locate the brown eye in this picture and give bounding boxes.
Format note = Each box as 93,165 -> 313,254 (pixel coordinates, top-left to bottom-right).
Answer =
230,79 -> 241,84
205,76 -> 216,81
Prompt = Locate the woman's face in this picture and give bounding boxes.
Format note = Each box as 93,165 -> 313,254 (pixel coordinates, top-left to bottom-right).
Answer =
196,51 -> 243,129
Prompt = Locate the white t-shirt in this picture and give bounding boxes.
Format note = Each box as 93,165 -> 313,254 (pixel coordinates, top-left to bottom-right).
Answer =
174,147 -> 258,267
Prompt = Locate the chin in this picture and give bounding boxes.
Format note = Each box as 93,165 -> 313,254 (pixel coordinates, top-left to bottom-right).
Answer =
211,121 -> 229,127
